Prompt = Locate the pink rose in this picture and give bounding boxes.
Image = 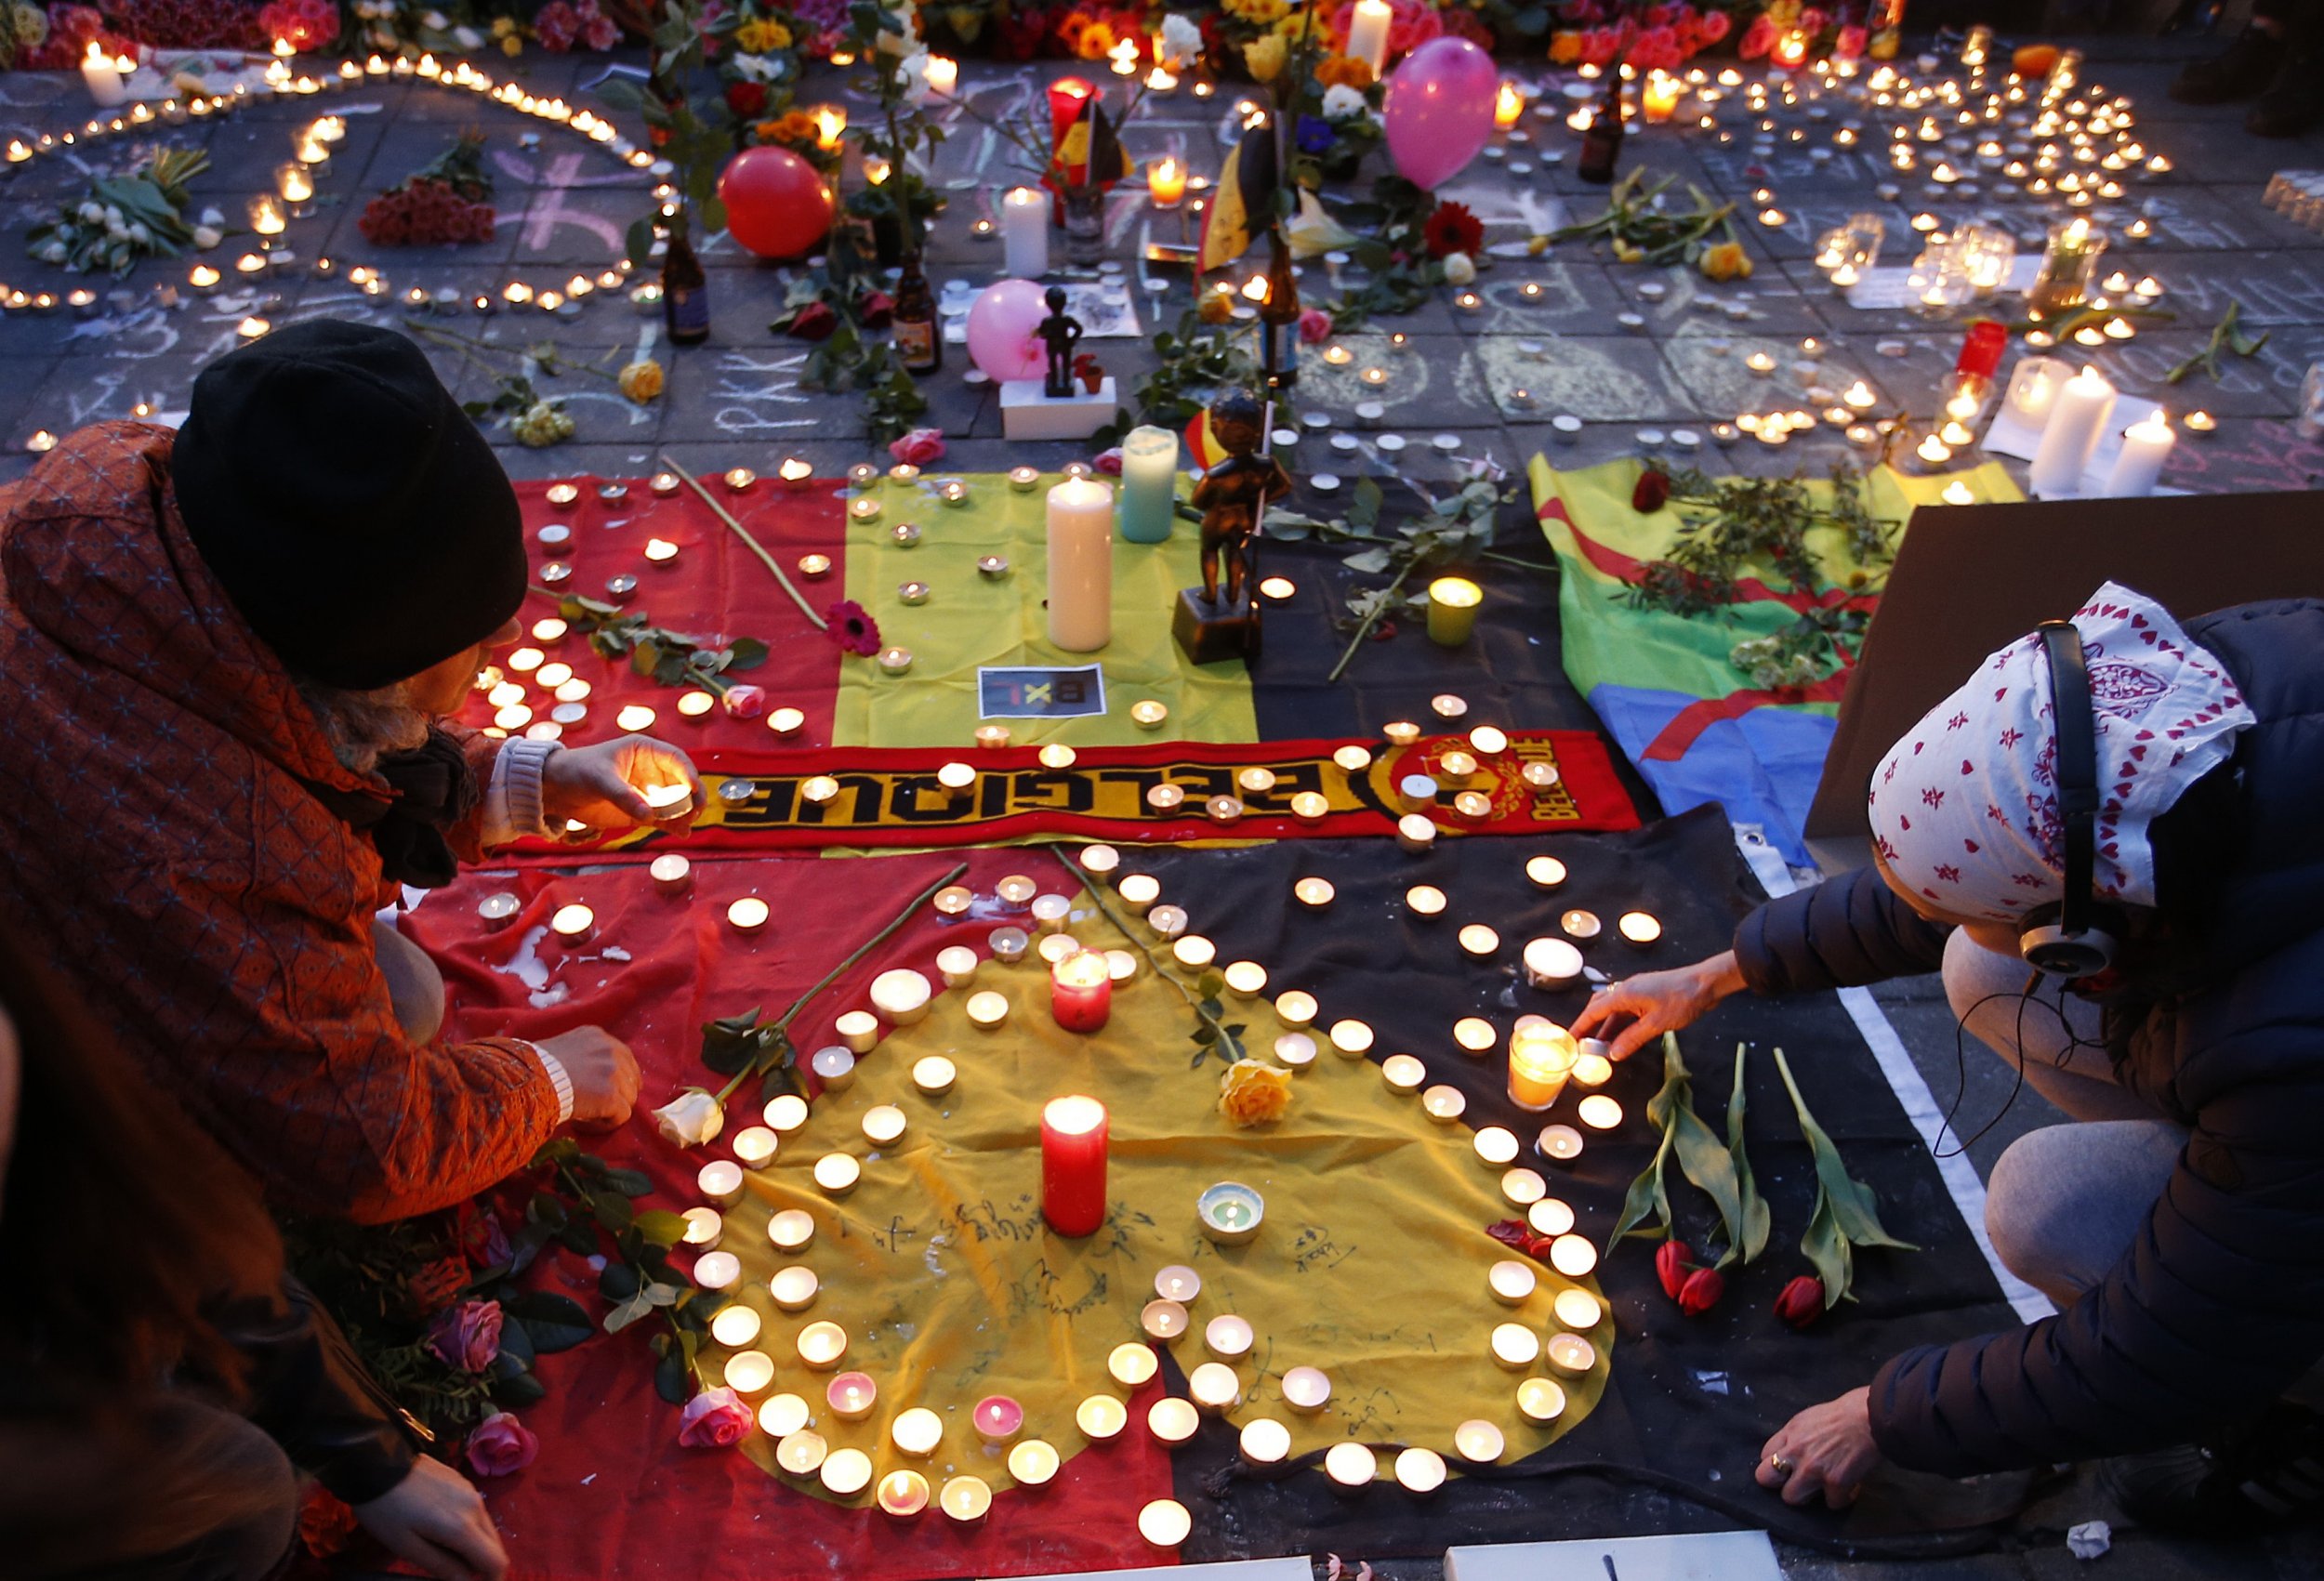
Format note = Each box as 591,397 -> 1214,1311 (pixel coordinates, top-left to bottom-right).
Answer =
1579,24 -> 1623,65
678,1387 -> 753,1448
888,427 -> 946,466
1696,7 -> 1730,41
1297,307 -> 1333,346
1092,447 -> 1124,476
1737,13 -> 1775,58
1832,24 -> 1868,59
720,683 -> 766,718
466,1412 -> 539,1477
426,1299 -> 503,1373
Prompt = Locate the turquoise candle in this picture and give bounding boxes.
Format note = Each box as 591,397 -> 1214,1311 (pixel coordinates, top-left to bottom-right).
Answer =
1116,424 -> 1180,544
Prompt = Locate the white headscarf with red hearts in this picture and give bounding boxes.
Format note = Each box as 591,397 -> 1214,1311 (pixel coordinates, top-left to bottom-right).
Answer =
1867,581 -> 2254,924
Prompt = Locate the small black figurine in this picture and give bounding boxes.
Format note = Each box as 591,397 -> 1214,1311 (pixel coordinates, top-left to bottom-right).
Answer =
1188,389 -> 1290,611
1036,285 -> 1084,400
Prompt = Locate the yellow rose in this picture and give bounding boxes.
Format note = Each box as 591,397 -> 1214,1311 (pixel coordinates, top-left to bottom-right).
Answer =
1222,0 -> 1288,21
734,17 -> 791,53
500,32 -> 522,54
618,358 -> 665,403
1218,1059 -> 1294,1127
1697,240 -> 1752,282
1242,32 -> 1286,81
1611,238 -> 1644,264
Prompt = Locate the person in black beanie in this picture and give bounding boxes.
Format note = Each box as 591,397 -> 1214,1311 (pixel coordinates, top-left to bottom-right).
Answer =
2172,0 -> 2324,138
0,321 -> 694,1223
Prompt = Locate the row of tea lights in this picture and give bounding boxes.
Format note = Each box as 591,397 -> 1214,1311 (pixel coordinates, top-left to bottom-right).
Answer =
664,851 -> 1621,1523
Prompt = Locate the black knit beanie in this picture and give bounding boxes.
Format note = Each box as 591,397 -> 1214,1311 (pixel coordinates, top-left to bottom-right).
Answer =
174,320 -> 526,691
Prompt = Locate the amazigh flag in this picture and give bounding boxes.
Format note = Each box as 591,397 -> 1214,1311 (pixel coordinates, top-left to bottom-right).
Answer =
1198,120 -> 1278,272
1054,93 -> 1131,191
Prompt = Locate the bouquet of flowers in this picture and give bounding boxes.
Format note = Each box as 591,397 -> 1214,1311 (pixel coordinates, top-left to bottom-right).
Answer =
26,147 -> 207,277
359,131 -> 496,247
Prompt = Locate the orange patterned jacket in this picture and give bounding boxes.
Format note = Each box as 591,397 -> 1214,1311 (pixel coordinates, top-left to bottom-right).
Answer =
0,422 -> 557,1223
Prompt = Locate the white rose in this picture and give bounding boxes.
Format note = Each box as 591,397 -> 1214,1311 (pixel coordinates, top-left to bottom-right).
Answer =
651,1088 -> 724,1148
102,204 -> 123,228
1322,84 -> 1367,121
1159,12 -> 1201,70
198,205 -> 222,227
77,201 -> 103,223
35,241 -> 66,263
192,224 -> 221,249
1441,250 -> 1476,285
125,221 -> 149,244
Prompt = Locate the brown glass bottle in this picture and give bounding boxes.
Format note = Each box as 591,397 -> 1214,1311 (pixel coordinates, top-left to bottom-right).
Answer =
1258,228 -> 1300,389
892,250 -> 941,374
663,217 -> 709,345
1577,68 -> 1625,186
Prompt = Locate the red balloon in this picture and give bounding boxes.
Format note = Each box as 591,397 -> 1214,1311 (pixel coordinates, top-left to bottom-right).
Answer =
717,146 -> 833,260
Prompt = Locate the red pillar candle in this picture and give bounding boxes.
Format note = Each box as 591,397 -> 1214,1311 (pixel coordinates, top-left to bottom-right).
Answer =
1041,1095 -> 1108,1236
1050,949 -> 1113,1033
1048,77 -> 1096,148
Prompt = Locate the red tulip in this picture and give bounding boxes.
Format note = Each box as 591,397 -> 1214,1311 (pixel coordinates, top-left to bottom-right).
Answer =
1677,1266 -> 1724,1317
1655,1239 -> 1695,1301
1775,1274 -> 1827,1329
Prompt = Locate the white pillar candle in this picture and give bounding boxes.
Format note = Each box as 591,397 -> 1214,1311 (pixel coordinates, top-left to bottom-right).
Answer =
82,43 -> 128,108
1345,0 -> 1393,76
1045,478 -> 1115,652
1002,187 -> 1049,281
2027,366 -> 2116,497
2105,412 -> 2174,497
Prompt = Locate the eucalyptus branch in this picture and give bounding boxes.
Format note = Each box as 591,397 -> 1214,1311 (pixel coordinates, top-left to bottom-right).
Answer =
654,450 -> 827,631
706,860 -> 971,1104
1053,846 -> 1244,1064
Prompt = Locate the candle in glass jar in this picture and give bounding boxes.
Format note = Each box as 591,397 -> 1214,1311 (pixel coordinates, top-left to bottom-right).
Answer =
1426,577 -> 1483,646
1117,424 -> 1180,544
1146,155 -> 1186,209
1046,479 -> 1114,652
1508,1021 -> 1579,1111
1040,1095 -> 1108,1235
1050,950 -> 1112,1032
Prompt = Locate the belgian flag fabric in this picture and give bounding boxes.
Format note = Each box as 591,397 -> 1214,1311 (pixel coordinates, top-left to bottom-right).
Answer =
1197,119 -> 1279,272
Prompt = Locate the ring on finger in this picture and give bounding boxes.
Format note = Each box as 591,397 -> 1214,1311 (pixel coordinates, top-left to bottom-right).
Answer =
1767,1453 -> 1792,1475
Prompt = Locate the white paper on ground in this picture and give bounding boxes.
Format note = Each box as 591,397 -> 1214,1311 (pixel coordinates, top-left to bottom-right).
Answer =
1843,255 -> 2039,310
1445,1530 -> 1781,1581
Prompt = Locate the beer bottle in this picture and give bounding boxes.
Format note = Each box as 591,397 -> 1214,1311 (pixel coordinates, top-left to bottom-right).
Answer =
1258,228 -> 1300,389
892,249 -> 941,374
1577,66 -> 1625,185
662,211 -> 709,346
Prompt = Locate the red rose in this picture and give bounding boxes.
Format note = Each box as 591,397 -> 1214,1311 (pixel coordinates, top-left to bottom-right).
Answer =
786,300 -> 838,340
1298,307 -> 1333,346
426,1298 -> 504,1372
1420,200 -> 1485,261
1092,446 -> 1123,475
1696,7 -> 1730,40
1832,25 -> 1868,59
1677,1266 -> 1724,1316
1632,468 -> 1671,513
297,1486 -> 357,1558
678,1386 -> 753,1447
1655,1238 -> 1694,1300
857,289 -> 894,327
1737,13 -> 1776,59
888,427 -> 946,466
1775,1274 -> 1827,1329
466,1411 -> 540,1476
725,80 -> 769,118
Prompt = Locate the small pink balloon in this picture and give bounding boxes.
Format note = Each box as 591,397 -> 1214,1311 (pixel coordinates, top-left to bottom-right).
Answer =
1382,36 -> 1498,191
965,279 -> 1051,383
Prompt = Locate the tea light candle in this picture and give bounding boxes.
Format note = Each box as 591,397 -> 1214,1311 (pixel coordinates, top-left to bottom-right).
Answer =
549,903 -> 595,945
770,1265 -> 818,1311
821,1449 -> 873,1498
759,1393 -> 811,1439
1147,905 -> 1189,940
835,1010 -> 880,1053
797,1321 -> 848,1370
698,1162 -> 745,1207
727,896 -> 772,933
733,1126 -> 778,1169
1328,1020 -> 1374,1057
1009,1439 -> 1061,1485
1524,937 -> 1584,990
1275,990 -> 1318,1028
1397,813 -> 1438,852
1455,1017 -> 1498,1054
769,1210 -> 816,1252
1454,1420 -> 1506,1464
775,1429 -> 827,1476
1139,1500 -> 1192,1548
1147,784 -> 1187,815
1041,1095 -> 1109,1236
1562,909 -> 1603,941
724,1350 -> 776,1396
1144,1397 -> 1199,1445
862,1105 -> 907,1147
1295,876 -> 1336,908
1240,1417 -> 1291,1465
1573,1048 -> 1615,1087
1109,1340 -> 1161,1388
1131,700 -> 1169,730
891,1407 -> 944,1457
710,1304 -> 762,1348
1205,1314 -> 1255,1360
615,704 -> 657,732
1155,1265 -> 1202,1304
1554,1287 -> 1604,1331
1459,924 -> 1501,957
1381,1053 -> 1426,1094
878,1469 -> 931,1519
965,991 -> 1010,1030
1474,1126 -> 1520,1166
1326,1443 -> 1379,1491
1488,1258 -> 1538,1305
1491,1322 -> 1541,1371
1076,1394 -> 1129,1441
1335,744 -> 1376,771
989,928 -> 1031,963
1219,961 -> 1269,1000
769,706 -> 806,736
765,1094 -> 810,1133
693,1249 -> 742,1291
1526,855 -> 1569,889
1549,1233 -> 1599,1278
1396,1447 -> 1447,1495
813,1153 -> 861,1196
1517,1377 -> 1568,1423
1578,1094 -> 1625,1129
826,1372 -> 878,1420
650,853 -> 693,895
681,1206 -> 723,1249
878,646 -> 913,675
1422,1084 -> 1467,1123
1142,1299 -> 1190,1342
1548,1333 -> 1598,1376
1188,1362 -> 1241,1412
1275,1033 -> 1317,1070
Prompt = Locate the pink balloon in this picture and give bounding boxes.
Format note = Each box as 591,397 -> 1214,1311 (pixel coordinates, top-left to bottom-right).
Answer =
965,279 -> 1050,383
1382,36 -> 1498,191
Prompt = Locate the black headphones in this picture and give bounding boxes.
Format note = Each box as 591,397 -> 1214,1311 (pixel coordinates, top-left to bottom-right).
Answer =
2016,619 -> 2122,979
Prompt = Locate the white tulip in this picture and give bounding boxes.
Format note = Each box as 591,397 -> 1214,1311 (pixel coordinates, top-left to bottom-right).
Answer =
192,225 -> 221,250
651,1088 -> 724,1148
1441,251 -> 1477,285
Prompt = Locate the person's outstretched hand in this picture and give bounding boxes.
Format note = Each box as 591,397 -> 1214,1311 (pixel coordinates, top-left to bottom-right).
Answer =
352,1455 -> 509,1581
541,736 -> 703,832
1568,949 -> 1748,1061
538,1026 -> 640,1131
1756,1386 -> 1882,1509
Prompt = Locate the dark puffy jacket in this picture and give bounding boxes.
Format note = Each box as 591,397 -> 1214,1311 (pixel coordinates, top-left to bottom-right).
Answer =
1732,598 -> 2324,1476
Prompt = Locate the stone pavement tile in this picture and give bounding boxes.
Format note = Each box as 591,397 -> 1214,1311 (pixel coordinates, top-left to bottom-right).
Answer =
504,180 -> 648,270
1659,329 -> 1892,427
2071,331 -> 2295,417
2018,1533 -> 2304,1580
2225,322 -> 2324,410
1287,332 -> 1502,428
2137,185 -> 2324,252
2113,247 -> 2324,327
21,351 -> 217,430
1481,334 -> 1697,423
490,439 -> 666,482
0,355 -> 59,448
1445,260 -> 1635,337
1777,1546 -> 2024,1581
